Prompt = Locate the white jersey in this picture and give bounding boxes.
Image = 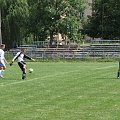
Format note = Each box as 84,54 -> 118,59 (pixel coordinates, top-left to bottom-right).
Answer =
0,49 -> 5,66
13,52 -> 32,63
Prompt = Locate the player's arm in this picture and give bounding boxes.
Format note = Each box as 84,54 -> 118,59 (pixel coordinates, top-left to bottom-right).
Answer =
10,52 -> 21,66
4,57 -> 8,64
12,52 -> 21,61
0,55 -> 1,63
24,54 -> 35,61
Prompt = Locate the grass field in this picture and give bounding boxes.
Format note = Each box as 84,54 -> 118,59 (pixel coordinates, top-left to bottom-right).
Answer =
0,61 -> 120,120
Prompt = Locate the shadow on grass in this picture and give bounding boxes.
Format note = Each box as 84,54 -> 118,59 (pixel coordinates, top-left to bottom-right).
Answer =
3,78 -> 21,81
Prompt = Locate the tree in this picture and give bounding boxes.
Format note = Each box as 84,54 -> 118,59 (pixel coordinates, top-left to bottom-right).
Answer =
1,0 -> 85,48
0,0 -> 5,44
0,0 -> 29,49
27,0 -> 85,47
0,9 -> 2,44
84,0 -> 120,39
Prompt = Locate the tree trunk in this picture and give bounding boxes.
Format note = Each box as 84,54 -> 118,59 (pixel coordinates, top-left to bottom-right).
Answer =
50,32 -> 53,47
0,9 -> 2,45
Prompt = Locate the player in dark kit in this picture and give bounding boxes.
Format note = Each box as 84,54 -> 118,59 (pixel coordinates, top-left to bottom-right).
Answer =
10,48 -> 35,79
117,61 -> 120,78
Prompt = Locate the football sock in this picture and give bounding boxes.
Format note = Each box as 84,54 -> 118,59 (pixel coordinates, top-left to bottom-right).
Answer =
117,71 -> 120,78
1,70 -> 4,76
22,73 -> 26,79
0,70 -> 2,76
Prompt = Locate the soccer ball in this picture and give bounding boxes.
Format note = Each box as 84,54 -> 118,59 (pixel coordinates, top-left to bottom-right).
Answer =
29,68 -> 33,73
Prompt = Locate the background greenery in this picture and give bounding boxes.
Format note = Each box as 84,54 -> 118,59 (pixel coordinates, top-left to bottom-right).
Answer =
0,0 -> 85,49
83,0 -> 120,39
1,0 -> 120,49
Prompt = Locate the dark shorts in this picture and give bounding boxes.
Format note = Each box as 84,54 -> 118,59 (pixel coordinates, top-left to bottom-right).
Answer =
18,61 -> 26,71
0,63 -> 4,67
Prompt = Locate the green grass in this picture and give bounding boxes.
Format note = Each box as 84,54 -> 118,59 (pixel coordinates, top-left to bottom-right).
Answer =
0,61 -> 120,120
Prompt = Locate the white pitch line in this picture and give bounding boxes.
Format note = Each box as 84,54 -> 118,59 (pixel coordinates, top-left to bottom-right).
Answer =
0,65 -> 115,87
95,66 -> 114,69
0,69 -> 82,87
0,75 -> 54,87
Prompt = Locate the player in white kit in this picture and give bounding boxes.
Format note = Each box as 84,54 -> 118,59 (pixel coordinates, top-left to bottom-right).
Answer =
10,48 -> 35,79
0,44 -> 7,78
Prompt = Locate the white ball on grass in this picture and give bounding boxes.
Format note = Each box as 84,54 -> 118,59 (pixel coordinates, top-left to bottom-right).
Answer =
29,68 -> 33,73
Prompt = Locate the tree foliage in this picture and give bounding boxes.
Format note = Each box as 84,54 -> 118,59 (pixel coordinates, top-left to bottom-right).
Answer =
0,0 -> 85,48
27,0 -> 85,46
0,0 -> 29,48
84,0 -> 120,39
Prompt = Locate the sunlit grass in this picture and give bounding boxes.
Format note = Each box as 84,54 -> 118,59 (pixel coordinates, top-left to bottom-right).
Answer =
0,62 -> 119,120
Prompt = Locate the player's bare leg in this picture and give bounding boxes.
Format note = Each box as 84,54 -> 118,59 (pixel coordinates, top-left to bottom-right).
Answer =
117,61 -> 120,78
22,65 -> 26,79
0,67 -> 5,78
